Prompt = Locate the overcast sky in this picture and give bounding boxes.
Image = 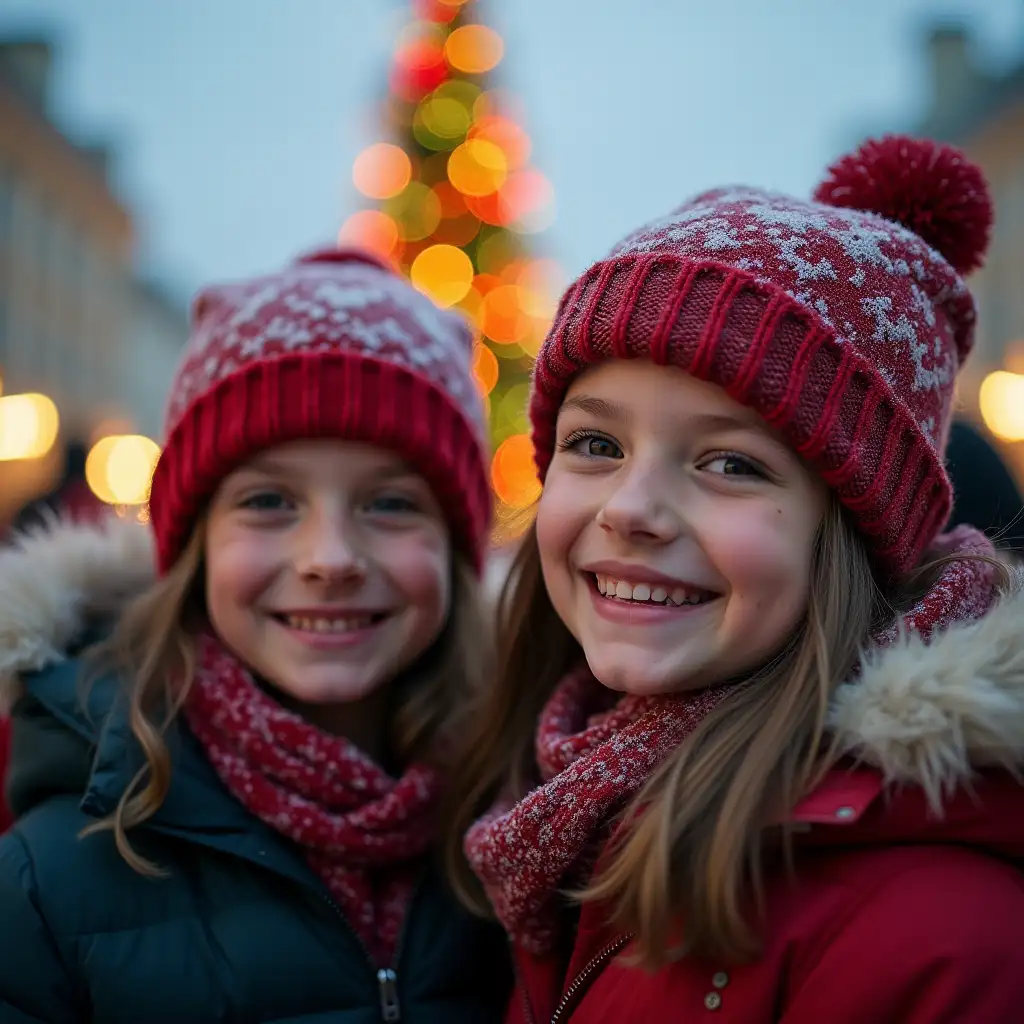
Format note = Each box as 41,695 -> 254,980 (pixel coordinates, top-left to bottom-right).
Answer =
1,0 -> 1020,300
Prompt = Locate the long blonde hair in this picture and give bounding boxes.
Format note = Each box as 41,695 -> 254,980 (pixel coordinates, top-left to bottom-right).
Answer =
85,520 -> 491,876
447,495 -> 1005,966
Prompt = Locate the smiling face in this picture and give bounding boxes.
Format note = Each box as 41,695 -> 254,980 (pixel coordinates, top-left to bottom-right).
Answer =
204,439 -> 452,712
535,360 -> 828,696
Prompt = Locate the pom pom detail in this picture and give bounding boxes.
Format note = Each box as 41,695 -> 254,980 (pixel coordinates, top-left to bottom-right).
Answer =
296,246 -> 393,273
813,134 -> 992,274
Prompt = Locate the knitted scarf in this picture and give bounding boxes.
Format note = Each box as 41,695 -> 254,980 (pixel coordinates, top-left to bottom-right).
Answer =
464,665 -> 732,954
184,633 -> 442,967
464,526 -> 1002,954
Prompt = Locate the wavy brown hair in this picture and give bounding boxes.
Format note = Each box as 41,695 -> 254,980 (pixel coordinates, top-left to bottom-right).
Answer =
84,520 -> 491,876
446,494 -> 1009,966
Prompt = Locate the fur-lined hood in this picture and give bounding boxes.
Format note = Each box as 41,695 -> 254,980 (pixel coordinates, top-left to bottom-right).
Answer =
2,519 -> 1024,813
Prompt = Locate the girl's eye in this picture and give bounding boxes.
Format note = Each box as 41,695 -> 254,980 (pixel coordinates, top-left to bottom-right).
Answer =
239,491 -> 290,511
367,494 -> 420,514
559,430 -> 624,460
702,454 -> 763,478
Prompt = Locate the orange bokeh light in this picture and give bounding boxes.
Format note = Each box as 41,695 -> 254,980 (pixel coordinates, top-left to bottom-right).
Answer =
473,343 -> 500,396
432,212 -> 480,247
473,273 -> 502,297
462,168 -> 555,229
481,285 -> 529,345
352,143 -> 412,200
517,259 -> 564,319
491,433 -> 541,508
469,116 -> 531,170
445,24 -> 504,75
447,138 -> 507,197
338,210 -> 400,261
410,243 -> 475,307
432,180 -> 468,218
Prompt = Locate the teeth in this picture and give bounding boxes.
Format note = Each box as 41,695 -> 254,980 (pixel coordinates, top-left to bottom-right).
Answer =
285,615 -> 374,633
595,575 -> 709,607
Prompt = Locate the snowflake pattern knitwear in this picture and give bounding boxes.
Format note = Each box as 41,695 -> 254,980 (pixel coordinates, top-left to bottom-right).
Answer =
148,247 -> 490,574
185,634 -> 441,967
530,136 -> 994,574
464,667 -> 732,953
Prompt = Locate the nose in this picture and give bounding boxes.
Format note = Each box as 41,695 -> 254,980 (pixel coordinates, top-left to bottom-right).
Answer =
596,461 -> 681,544
294,508 -> 367,583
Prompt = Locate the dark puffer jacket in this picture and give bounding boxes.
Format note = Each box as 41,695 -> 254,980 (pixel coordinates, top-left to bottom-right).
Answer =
0,521 -> 512,1023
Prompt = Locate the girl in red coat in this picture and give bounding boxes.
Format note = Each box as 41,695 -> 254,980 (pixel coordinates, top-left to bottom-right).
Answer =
450,135 -> 1024,1023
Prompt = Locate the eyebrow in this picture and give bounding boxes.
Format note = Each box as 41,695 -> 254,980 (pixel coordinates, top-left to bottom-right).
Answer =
560,396 -> 791,453
560,396 -> 761,434
559,394 -> 629,420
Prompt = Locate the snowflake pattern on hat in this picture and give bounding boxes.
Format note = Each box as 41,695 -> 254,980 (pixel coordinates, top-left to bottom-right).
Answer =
610,188 -> 973,447
165,256 -> 486,439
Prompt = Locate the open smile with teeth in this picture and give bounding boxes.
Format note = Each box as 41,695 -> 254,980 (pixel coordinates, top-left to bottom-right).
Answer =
593,574 -> 714,607
278,614 -> 385,633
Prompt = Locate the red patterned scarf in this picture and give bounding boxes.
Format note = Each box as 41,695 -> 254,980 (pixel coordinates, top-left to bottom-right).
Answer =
464,665 -> 731,953
184,633 -> 442,966
465,527 -> 1003,954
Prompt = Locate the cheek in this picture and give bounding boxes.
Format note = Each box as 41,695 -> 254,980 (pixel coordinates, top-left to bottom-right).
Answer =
535,476 -> 588,567
204,530 -> 275,611
705,505 -> 814,610
378,533 -> 452,618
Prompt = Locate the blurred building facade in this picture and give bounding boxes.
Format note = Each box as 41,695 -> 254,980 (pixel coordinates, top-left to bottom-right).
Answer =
914,25 -> 1024,474
0,36 -> 186,523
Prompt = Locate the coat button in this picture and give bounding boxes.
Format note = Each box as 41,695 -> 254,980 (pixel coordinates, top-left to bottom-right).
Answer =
704,992 -> 722,1010
835,805 -> 856,820
712,971 -> 729,988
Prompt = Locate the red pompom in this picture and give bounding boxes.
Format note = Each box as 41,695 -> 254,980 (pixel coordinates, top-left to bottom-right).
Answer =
813,135 -> 992,275
295,246 -> 393,274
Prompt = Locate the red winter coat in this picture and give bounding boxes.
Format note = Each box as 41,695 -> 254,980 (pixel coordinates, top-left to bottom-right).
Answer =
511,588 -> 1024,1023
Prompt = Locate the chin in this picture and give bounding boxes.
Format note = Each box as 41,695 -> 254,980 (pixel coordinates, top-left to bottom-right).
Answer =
269,672 -> 386,707
585,648 -> 711,697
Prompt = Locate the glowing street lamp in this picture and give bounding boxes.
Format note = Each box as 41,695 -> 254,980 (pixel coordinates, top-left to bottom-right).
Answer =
0,393 -> 59,461
979,371 -> 1024,443
85,435 -> 161,505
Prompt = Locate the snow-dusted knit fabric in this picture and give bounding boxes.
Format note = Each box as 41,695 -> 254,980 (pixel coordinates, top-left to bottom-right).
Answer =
872,524 -> 999,645
148,247 -> 490,574
464,665 -> 732,953
184,633 -> 441,967
465,526 -> 1002,954
530,136 -> 993,575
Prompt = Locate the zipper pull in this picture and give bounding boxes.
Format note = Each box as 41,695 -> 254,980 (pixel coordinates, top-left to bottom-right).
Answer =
377,967 -> 401,1022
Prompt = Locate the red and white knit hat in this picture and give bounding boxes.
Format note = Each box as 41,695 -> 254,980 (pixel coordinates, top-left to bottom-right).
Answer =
149,248 -> 491,574
531,136 -> 994,574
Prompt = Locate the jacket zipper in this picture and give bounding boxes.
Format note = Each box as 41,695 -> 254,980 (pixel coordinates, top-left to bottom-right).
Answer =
517,966 -> 537,1024
318,878 -> 424,1023
548,934 -> 632,1024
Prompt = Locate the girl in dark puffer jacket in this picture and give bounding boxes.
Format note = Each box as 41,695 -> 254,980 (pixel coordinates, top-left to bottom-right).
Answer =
0,248 -> 510,1023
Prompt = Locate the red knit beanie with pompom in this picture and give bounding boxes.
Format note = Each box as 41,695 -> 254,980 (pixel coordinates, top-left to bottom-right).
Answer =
530,135 -> 993,575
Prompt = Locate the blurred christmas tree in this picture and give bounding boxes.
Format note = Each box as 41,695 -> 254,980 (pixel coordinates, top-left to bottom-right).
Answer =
340,0 -> 561,537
